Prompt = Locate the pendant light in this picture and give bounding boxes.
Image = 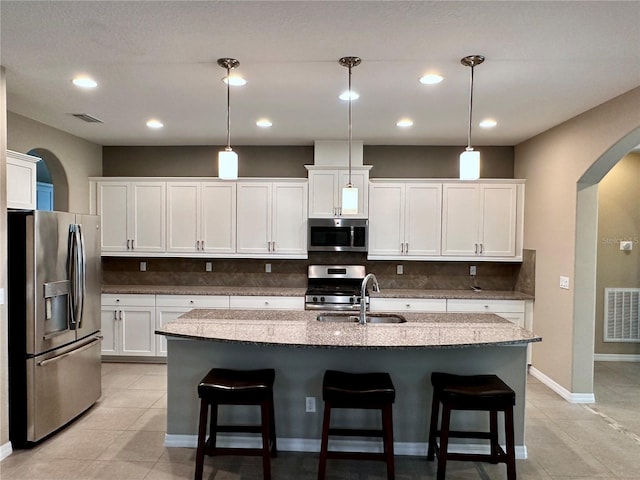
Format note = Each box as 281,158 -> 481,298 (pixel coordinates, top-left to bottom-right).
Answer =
339,56 -> 361,215
217,58 -> 240,180
459,55 -> 485,180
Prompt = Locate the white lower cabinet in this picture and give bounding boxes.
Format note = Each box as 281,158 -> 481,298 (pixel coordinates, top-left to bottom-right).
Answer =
155,295 -> 230,356
446,299 -> 526,327
370,297 -> 447,313
229,295 -> 304,310
101,294 -> 156,356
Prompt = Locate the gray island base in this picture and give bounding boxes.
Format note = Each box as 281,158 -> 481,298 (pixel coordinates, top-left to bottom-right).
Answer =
157,309 -> 541,459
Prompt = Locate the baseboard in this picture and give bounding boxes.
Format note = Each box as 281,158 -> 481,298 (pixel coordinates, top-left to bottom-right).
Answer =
594,354 -> 640,362
529,367 -> 595,403
0,441 -> 13,462
164,434 -> 527,459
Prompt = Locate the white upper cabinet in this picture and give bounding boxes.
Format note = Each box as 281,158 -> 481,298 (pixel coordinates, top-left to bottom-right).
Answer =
306,166 -> 370,218
97,181 -> 166,254
166,181 -> 236,255
236,180 -> 308,258
441,183 -> 518,258
7,150 -> 39,210
369,182 -> 442,259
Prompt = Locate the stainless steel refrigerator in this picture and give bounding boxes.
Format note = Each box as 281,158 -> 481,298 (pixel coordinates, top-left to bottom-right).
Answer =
8,210 -> 102,447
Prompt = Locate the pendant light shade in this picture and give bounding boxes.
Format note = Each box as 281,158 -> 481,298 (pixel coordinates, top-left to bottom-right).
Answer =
459,55 -> 485,181
217,58 -> 240,180
339,56 -> 361,215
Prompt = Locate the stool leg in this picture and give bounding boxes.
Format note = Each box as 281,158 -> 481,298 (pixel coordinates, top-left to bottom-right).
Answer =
489,409 -> 499,463
194,399 -> 209,480
208,402 -> 219,452
504,405 -> 517,480
436,404 -> 452,480
317,401 -> 332,480
382,403 -> 395,480
269,391 -> 278,458
260,400 -> 272,480
427,391 -> 440,460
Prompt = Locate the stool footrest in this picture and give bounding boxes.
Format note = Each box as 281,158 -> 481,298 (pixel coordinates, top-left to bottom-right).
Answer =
434,448 -> 508,464
216,425 -> 263,434
206,446 -> 268,457
325,451 -> 389,462
328,427 -> 384,438
436,429 -> 493,440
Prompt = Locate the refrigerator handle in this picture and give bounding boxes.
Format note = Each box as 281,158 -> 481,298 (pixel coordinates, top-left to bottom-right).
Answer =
76,224 -> 86,328
67,225 -> 77,326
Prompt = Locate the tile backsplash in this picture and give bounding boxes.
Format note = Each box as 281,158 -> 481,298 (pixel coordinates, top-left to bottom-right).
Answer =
103,250 -> 535,293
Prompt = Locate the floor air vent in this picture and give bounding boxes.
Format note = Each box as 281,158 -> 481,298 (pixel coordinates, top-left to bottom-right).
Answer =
604,288 -> 640,342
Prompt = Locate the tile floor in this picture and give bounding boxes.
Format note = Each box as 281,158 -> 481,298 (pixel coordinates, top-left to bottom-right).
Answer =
1,361 -> 638,479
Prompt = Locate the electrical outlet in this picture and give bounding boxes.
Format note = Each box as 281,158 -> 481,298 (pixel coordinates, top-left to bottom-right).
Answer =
140,261 -> 147,272
0,288 -> 4,305
620,241 -> 633,251
559,276 -> 570,289
305,396 -> 316,413
265,263 -> 272,273
205,262 -> 212,272
470,265 -> 477,276
396,264 -> 403,275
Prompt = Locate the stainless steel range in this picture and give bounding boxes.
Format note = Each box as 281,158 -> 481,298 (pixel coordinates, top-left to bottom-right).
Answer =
305,265 -> 369,311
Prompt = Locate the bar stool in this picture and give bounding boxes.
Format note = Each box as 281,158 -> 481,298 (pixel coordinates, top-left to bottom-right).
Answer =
318,370 -> 396,480
194,368 -> 277,480
427,372 -> 516,480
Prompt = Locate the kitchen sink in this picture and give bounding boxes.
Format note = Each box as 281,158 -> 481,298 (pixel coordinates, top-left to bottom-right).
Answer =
316,313 -> 407,324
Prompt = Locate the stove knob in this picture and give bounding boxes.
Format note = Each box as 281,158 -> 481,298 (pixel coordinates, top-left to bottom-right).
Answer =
349,297 -> 355,303
313,297 -> 318,302
320,296 -> 325,302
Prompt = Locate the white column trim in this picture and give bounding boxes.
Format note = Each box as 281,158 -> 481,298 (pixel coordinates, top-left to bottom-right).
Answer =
529,366 -> 595,403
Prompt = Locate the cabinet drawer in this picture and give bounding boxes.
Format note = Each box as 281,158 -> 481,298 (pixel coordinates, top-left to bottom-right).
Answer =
446,299 -> 525,313
229,296 -> 304,310
155,295 -> 230,308
370,298 -> 446,312
101,294 -> 155,307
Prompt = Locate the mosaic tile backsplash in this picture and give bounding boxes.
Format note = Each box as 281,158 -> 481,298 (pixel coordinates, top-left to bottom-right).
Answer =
103,250 -> 535,294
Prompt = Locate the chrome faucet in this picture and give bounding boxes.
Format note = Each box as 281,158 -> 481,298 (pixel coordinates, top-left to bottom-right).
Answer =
359,273 -> 380,325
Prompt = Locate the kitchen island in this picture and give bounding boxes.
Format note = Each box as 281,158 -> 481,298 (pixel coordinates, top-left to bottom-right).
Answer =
156,309 -> 540,458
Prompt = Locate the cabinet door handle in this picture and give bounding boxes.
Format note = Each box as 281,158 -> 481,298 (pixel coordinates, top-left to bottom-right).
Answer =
406,304 -> 411,309
400,243 -> 404,254
272,241 -> 275,252
201,240 -> 205,250
479,243 -> 484,254
114,310 -> 118,321
131,239 -> 135,250
405,242 -> 409,253
126,239 -> 130,250
120,310 -> 125,321
475,243 -> 479,254
196,240 -> 200,250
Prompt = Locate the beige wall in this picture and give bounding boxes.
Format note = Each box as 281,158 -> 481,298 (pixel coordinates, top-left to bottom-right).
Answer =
1,67 -> 10,453
103,145 -> 515,178
595,152 -> 640,355
515,87 -> 640,393
7,112 -> 102,214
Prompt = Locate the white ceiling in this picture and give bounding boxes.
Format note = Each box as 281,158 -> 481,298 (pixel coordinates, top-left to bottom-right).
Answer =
1,1 -> 639,147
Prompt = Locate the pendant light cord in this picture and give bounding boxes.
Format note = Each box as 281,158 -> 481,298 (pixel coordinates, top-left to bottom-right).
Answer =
348,63 -> 353,186
467,63 -> 474,150
226,65 -> 232,151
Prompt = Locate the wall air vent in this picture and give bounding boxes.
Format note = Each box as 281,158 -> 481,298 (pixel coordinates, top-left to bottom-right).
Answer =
70,113 -> 103,123
604,288 -> 640,342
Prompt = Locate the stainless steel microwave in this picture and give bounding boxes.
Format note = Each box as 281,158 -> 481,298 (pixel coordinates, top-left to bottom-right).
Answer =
308,218 -> 368,252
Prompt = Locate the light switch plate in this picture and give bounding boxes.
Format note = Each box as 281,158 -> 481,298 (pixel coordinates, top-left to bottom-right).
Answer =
559,276 -> 570,289
0,287 -> 4,305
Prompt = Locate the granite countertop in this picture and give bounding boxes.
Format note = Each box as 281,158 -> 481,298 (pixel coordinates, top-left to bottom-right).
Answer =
102,284 -> 533,300
102,285 -> 307,297
156,309 -> 541,350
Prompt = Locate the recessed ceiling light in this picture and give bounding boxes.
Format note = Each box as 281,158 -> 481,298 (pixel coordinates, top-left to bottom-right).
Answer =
72,76 -> 98,89
419,73 -> 443,85
223,76 -> 247,86
256,118 -> 273,128
339,90 -> 359,101
479,118 -> 497,128
396,118 -> 414,128
146,119 -> 164,129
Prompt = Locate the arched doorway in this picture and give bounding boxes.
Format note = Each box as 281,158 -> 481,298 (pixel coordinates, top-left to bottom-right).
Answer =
26,148 -> 69,212
573,127 -> 640,394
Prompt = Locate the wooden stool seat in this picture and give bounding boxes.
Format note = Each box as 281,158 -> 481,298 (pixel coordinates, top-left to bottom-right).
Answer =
318,370 -> 396,480
195,368 -> 277,480
427,372 -> 516,480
